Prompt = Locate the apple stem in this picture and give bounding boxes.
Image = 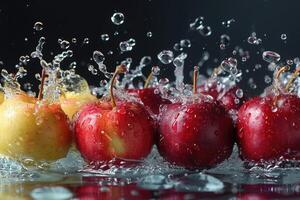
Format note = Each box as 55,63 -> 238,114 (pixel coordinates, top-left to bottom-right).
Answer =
110,64 -> 127,108
273,66 -> 288,106
193,66 -> 199,94
144,71 -> 153,89
285,66 -> 300,92
275,66 -> 288,80
38,60 -> 48,101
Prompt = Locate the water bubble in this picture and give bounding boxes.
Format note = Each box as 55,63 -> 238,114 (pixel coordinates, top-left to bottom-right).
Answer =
71,38 -> 77,43
263,51 -> 281,63
146,32 -> 152,38
157,50 -> 174,64
199,25 -> 212,36
235,89 -> 243,98
222,18 -> 235,28
30,186 -> 73,200
287,59 -> 293,65
111,12 -> 125,25
140,56 -> 152,66
152,66 -> 160,76
88,65 -> 98,75
101,34 -> 110,41
93,51 -> 105,64
264,75 -> 272,84
180,39 -> 191,48
119,38 -> 136,52
281,34 -> 287,40
83,38 -> 89,44
33,22 -> 44,31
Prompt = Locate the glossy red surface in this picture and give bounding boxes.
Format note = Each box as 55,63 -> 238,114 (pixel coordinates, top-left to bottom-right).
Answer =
237,94 -> 300,162
157,101 -> 235,168
74,100 -> 155,163
127,88 -> 171,115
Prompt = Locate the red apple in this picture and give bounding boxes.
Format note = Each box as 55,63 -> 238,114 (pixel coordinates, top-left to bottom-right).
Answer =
127,88 -> 171,115
199,81 -> 245,112
157,68 -> 234,168
237,94 -> 300,162
74,65 -> 155,164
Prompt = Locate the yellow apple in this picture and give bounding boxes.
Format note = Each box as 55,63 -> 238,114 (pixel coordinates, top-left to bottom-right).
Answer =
59,91 -> 97,119
0,91 -> 4,104
0,93 -> 72,163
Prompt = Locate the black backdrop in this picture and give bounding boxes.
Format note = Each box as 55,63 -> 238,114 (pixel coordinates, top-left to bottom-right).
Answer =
1,0 -> 300,95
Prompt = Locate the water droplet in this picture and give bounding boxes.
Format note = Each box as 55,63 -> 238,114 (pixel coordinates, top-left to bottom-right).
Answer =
220,44 -> 226,50
157,50 -> 174,64
221,57 -> 237,73
111,12 -> 125,25
235,89 -> 243,98
152,66 -> 160,76
255,64 -> 262,69
281,34 -> 287,40
264,75 -> 272,84
101,34 -> 110,41
71,38 -> 77,43
263,51 -> 281,63
119,38 -> 136,52
190,16 -> 204,30
33,22 -> 44,31
140,56 -> 152,66
272,106 -> 278,112
220,34 -> 230,47
146,31 -> 152,37
287,59 -> 293,65
83,38 -> 89,44
247,32 -> 262,45
180,39 -> 191,48
222,18 -> 235,28
173,53 -> 187,68
93,51 -> 105,64
88,65 -> 98,75
199,25 -> 212,36
173,43 -> 183,51
59,40 -> 70,50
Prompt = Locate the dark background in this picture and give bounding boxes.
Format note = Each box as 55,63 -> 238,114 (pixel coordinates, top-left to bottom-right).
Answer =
0,0 -> 300,95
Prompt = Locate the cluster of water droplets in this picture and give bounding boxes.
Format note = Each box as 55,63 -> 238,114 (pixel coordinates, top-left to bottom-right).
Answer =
120,38 -> 136,52
247,32 -> 262,45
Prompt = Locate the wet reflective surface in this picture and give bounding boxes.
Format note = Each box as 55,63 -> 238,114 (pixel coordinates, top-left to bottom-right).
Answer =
3,146 -> 300,199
